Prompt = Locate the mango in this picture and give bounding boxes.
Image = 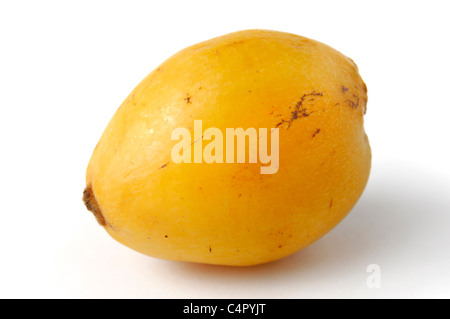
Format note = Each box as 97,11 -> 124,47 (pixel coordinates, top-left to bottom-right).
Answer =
83,29 -> 371,266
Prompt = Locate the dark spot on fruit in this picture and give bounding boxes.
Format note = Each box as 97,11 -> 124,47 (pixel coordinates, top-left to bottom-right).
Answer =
344,94 -> 360,109
159,162 -> 169,169
276,91 -> 323,129
312,128 -> 321,138
83,185 -> 106,226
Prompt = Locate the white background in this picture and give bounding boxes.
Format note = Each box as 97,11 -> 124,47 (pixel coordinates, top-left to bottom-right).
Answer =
1,0 -> 449,299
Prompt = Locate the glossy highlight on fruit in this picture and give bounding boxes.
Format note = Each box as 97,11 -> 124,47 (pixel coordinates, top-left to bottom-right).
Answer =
83,29 -> 371,266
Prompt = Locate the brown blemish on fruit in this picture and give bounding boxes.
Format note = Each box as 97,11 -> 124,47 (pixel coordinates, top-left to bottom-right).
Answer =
184,93 -> 192,104
276,91 -> 323,129
329,199 -> 333,208
312,128 -> 321,138
83,185 -> 106,226
159,162 -> 169,169
344,99 -> 357,109
344,94 -> 360,110
337,87 -> 366,112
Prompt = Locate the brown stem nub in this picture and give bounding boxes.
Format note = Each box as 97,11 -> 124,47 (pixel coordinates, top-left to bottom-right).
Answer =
83,185 -> 106,226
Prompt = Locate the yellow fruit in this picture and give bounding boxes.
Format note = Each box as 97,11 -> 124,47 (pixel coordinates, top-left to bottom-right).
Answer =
83,29 -> 371,266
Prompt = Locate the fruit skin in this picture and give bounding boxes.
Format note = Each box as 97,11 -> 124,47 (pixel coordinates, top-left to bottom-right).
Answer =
83,29 -> 371,266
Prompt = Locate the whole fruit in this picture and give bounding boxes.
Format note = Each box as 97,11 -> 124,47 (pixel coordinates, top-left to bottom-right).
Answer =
83,29 -> 371,266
